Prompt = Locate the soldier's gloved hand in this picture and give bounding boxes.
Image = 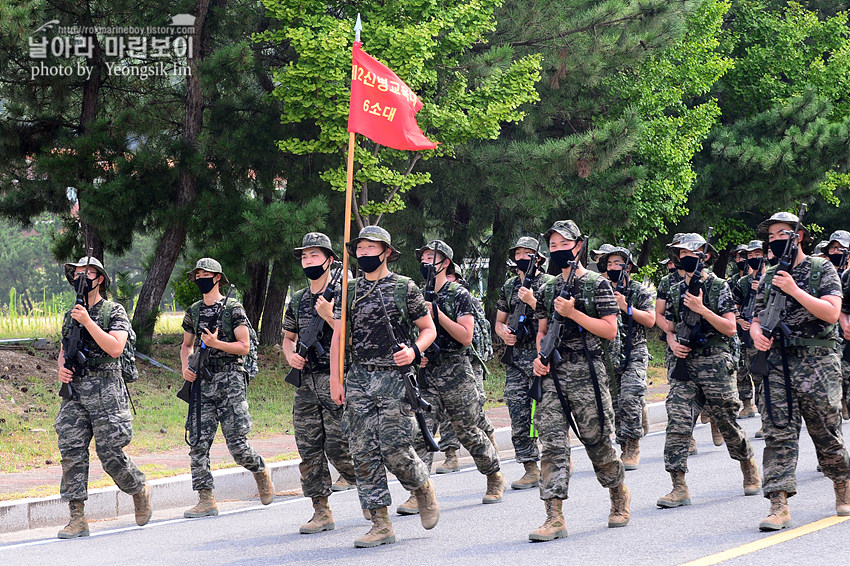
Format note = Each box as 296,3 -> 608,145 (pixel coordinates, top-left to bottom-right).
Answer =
288,352 -> 307,370
393,344 -> 416,367
183,367 -> 197,382
533,356 -> 550,376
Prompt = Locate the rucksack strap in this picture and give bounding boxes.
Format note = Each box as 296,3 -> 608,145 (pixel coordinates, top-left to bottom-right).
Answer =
289,288 -> 308,335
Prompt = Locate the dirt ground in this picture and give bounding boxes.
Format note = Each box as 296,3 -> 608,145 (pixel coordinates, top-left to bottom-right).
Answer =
0,347 -> 58,416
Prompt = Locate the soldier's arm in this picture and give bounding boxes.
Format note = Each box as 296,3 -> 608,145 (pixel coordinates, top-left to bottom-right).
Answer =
206,324 -> 250,356
181,330 -> 197,382
329,320 -> 344,405
631,293 -> 656,328
282,330 -> 306,369
840,312 -> 850,341
655,298 -> 670,334
437,311 -> 474,346
82,313 -> 127,358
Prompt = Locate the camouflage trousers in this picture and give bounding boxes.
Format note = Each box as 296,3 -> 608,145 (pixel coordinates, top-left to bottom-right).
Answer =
437,356 -> 494,452
54,371 -> 146,501
613,343 -> 649,444
343,363 -> 429,510
186,366 -> 265,491
737,346 -> 755,402
842,358 -> 850,411
537,354 -> 624,500
760,348 -> 850,498
293,370 -> 356,498
416,354 -> 500,475
664,350 -> 753,473
502,347 -> 540,463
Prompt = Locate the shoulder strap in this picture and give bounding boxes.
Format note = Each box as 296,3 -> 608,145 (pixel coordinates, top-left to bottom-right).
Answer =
441,281 -> 461,321
503,276 -> 518,308
394,275 -> 411,324
706,274 -> 724,311
582,271 -> 600,318
542,276 -> 559,314
190,301 -> 202,336
98,300 -> 115,333
809,256 -> 825,295
289,288 -> 308,334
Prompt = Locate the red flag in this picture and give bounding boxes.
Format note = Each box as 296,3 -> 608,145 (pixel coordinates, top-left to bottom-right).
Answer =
347,42 -> 438,151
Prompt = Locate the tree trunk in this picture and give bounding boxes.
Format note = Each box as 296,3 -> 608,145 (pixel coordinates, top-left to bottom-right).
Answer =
242,260 -> 270,327
485,205 -> 511,322
259,258 -> 289,347
132,0 -> 214,352
714,248 -> 731,278
637,239 -> 651,269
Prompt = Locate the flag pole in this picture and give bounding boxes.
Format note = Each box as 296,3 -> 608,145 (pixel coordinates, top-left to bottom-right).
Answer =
338,14 -> 362,386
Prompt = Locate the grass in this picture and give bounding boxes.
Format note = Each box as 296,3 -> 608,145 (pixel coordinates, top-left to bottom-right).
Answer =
0,310 -> 190,340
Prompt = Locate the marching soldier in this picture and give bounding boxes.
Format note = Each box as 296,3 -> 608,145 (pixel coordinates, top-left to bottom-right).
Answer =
180,258 -> 274,518
329,226 -> 439,548
826,230 -> 850,419
282,233 -> 357,534
751,214 -> 850,530
658,234 -> 759,509
733,240 -> 766,420
530,220 -> 631,541
495,236 -> 551,490
55,257 -> 151,538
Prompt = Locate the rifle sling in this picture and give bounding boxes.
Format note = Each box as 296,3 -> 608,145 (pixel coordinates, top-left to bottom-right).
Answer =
762,335 -> 794,430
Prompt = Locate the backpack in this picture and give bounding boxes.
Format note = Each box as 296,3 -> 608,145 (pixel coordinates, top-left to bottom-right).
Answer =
62,300 -> 138,383
469,295 -> 494,363
190,298 -> 260,383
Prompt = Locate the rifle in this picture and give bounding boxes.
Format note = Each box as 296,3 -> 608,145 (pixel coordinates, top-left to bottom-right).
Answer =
615,244 -> 636,372
285,265 -> 343,387
376,287 -> 440,452
738,257 -> 764,349
669,227 -> 714,382
422,247 -> 441,364
179,285 -> 234,446
60,251 -> 94,401
501,240 -> 541,367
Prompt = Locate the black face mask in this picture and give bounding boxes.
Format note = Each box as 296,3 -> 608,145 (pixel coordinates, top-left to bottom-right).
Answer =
768,239 -> 793,263
419,262 -> 431,281
668,266 -> 678,274
195,276 -> 217,295
747,257 -> 763,270
357,253 -> 384,273
679,256 -> 699,274
516,259 -> 532,273
829,252 -> 846,268
768,256 -> 779,266
736,260 -> 747,273
607,269 -> 623,283
72,276 -> 96,294
303,263 -> 329,281
550,247 -> 578,269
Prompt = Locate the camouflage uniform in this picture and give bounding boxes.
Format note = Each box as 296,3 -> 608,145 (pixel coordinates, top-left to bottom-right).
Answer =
533,271 -> 624,499
337,273 -> 431,510
56,299 -> 146,502
664,272 -> 754,472
842,270 -> 850,410
284,285 -> 356,498
734,271 -> 760,405
754,256 -> 850,497
182,301 -> 266,491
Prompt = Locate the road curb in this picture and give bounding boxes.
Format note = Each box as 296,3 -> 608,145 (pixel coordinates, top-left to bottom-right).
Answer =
0,401 -> 668,534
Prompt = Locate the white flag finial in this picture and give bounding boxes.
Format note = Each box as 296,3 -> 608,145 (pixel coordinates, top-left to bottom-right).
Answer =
354,13 -> 362,42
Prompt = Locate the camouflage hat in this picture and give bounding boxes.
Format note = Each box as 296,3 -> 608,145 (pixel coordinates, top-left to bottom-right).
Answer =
64,257 -> 110,291
668,233 -> 719,259
599,246 -> 637,269
827,230 -> 850,249
589,243 -> 617,262
292,232 -> 338,261
187,257 -> 229,286
813,241 -> 829,256
345,225 -> 401,262
733,244 -> 749,255
508,236 -> 543,261
415,239 -> 459,273
658,256 -> 674,266
745,239 -> 765,253
544,220 -> 582,242
756,211 -> 811,241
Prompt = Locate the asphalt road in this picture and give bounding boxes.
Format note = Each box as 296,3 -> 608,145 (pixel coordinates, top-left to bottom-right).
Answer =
2,417 -> 849,566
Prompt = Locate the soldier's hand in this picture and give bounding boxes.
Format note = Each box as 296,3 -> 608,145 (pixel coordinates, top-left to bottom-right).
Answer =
394,344 -> 416,367
315,296 -> 333,321
70,304 -> 93,327
671,342 -> 691,359
533,356 -> 550,376
200,327 -> 220,349
330,376 -> 345,405
517,286 -> 536,308
771,271 -> 799,296
183,367 -> 197,382
844,327 -> 850,341
753,333 -> 773,352
751,279 -> 759,291
613,291 -> 628,312
501,326 -> 517,346
683,289 -> 707,316
738,318 -> 752,331
58,366 -> 74,383
420,355 -> 429,368
554,296 -> 576,318
288,352 -> 307,370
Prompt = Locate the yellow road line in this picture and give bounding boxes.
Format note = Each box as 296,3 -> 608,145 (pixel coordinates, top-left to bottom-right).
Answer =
680,515 -> 850,566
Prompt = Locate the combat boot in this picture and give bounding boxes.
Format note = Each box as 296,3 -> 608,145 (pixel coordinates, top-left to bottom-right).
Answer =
184,489 -> 218,518
528,498 -> 567,542
755,427 -> 764,438
57,501 -> 89,539
621,438 -> 641,471
254,468 -> 275,505
739,399 -> 757,418
642,405 -> 650,436
413,479 -> 439,529
699,409 -> 709,424
657,471 -> 691,508
482,471 -> 506,504
688,436 -> 698,455
511,461 -> 540,490
300,496 -> 335,534
331,476 -> 356,492
741,458 -> 761,496
608,484 -> 631,528
132,483 -> 152,526
354,507 -> 396,548
834,481 -> 850,516
710,417 -> 724,446
436,448 -> 459,474
396,493 -> 419,515
759,492 -> 791,531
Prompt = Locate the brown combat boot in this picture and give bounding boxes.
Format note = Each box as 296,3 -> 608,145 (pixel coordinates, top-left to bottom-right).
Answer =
300,496 -> 335,534
184,489 -> 218,518
436,447 -> 459,474
57,501 -> 89,539
608,484 -> 631,528
331,476 -> 356,492
739,399 -> 757,418
688,436 -> 698,455
362,508 -> 371,521
132,483 -> 152,526
413,479 -> 439,529
657,471 -> 691,508
254,468 -> 275,505
700,409 -> 710,424
482,471 -> 506,504
642,405 -> 650,436
528,498 -> 567,541
834,481 -> 850,516
511,461 -> 541,490
710,418 -> 724,446
396,494 -> 419,515
621,438 -> 641,471
759,492 -> 791,531
842,400 -> 849,420
741,458 -> 761,496
354,507 -> 396,548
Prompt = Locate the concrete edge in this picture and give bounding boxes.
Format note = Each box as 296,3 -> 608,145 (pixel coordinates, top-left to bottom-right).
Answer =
0,401 -> 669,534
